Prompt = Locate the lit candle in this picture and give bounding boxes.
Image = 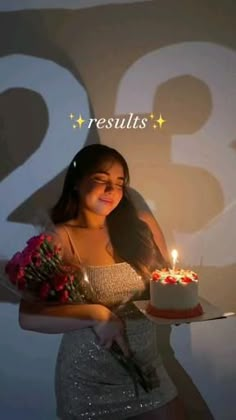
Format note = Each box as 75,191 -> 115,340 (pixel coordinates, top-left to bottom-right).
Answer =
171,249 -> 178,271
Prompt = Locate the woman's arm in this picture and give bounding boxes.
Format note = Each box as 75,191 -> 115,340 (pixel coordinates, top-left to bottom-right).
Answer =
18,227 -> 112,334
19,299 -> 113,334
18,225 -> 95,334
138,211 -> 170,264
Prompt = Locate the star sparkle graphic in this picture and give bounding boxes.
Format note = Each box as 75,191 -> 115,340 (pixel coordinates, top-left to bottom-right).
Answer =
150,113 -> 166,129
156,114 -> 166,128
69,113 -> 86,129
76,114 -> 85,128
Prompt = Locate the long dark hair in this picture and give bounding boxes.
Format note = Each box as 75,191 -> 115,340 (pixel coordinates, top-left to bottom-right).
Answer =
50,144 -> 165,278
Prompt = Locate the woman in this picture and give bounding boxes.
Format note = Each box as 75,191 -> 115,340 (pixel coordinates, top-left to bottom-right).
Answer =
19,144 -> 186,419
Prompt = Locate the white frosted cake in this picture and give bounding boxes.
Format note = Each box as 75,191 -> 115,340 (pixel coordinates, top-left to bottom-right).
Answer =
147,268 -> 203,319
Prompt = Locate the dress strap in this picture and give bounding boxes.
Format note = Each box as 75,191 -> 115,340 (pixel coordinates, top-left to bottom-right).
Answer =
61,225 -> 83,265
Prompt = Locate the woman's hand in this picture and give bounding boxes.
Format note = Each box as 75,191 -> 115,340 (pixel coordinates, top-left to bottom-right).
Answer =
93,308 -> 131,357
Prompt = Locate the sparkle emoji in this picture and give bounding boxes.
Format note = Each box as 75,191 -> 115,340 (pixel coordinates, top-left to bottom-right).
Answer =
69,113 -> 86,129
156,114 -> 166,128
76,114 -> 86,128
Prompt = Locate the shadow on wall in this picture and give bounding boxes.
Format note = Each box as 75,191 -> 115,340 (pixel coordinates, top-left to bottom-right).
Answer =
109,74 -> 224,245
0,2 -> 232,254
0,3 -> 235,419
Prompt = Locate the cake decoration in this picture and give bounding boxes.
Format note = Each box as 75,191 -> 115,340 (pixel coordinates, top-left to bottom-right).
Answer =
147,267 -> 203,319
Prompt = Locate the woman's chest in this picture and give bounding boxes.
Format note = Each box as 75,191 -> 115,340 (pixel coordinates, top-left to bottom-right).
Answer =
64,227 -> 118,266
86,264 -> 148,307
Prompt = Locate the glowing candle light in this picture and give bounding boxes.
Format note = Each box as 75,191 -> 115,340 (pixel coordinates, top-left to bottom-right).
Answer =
171,249 -> 178,271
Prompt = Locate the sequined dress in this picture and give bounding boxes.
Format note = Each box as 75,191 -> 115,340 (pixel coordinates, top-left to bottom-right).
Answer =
55,260 -> 177,420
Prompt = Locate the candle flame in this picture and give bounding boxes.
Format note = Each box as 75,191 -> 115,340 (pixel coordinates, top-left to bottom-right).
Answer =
171,249 -> 178,270
171,249 -> 178,261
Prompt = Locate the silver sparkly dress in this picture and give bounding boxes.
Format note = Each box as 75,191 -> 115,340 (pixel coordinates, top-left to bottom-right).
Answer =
55,262 -> 177,420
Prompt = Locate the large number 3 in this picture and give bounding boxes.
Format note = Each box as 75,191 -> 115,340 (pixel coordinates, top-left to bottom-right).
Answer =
116,42 -> 236,266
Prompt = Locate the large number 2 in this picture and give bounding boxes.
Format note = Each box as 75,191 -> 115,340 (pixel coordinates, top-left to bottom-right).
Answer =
0,54 -> 90,257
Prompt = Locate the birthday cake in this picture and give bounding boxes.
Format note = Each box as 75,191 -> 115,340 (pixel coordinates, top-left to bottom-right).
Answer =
147,268 -> 203,319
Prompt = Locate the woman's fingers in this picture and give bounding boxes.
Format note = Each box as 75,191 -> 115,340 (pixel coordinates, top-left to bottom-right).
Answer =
93,315 -> 129,354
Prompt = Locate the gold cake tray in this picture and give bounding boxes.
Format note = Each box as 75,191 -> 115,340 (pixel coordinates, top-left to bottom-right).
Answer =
133,297 -> 235,325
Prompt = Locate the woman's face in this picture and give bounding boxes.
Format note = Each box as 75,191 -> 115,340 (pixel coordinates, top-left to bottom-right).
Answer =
76,160 -> 125,216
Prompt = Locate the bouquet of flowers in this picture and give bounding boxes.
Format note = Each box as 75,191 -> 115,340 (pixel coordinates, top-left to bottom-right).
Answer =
4,233 -> 93,304
4,232 -> 158,397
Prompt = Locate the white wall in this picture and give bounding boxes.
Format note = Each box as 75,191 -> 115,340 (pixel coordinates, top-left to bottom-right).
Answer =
0,1 -> 235,419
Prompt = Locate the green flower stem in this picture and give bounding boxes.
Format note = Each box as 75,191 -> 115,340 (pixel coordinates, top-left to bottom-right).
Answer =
26,264 -> 48,282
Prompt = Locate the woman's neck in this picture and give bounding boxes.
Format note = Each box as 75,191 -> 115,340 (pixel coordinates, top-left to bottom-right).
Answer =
72,213 -> 106,230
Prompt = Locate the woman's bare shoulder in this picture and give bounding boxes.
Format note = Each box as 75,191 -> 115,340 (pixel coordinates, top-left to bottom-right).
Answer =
53,221 -> 75,237
54,220 -> 77,232
51,223 -> 77,262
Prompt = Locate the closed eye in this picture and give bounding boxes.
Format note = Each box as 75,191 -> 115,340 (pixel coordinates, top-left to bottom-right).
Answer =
93,178 -> 109,185
93,178 -> 124,189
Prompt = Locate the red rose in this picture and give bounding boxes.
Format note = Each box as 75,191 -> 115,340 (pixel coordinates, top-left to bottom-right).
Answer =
68,274 -> 75,283
6,262 -> 25,284
6,252 -> 21,269
53,274 -> 68,291
21,250 -> 32,267
39,282 -> 51,300
59,289 -> 69,303
17,277 -> 27,290
181,276 -> 192,283
5,253 -> 22,282
16,267 -> 25,280
152,272 -> 161,281
165,276 -> 177,284
54,245 -> 62,254
45,251 -> 54,259
31,251 -> 42,267
192,272 -> 198,280
26,234 -> 46,250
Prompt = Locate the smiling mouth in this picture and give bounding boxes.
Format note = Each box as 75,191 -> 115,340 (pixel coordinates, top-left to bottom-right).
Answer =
99,198 -> 113,204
